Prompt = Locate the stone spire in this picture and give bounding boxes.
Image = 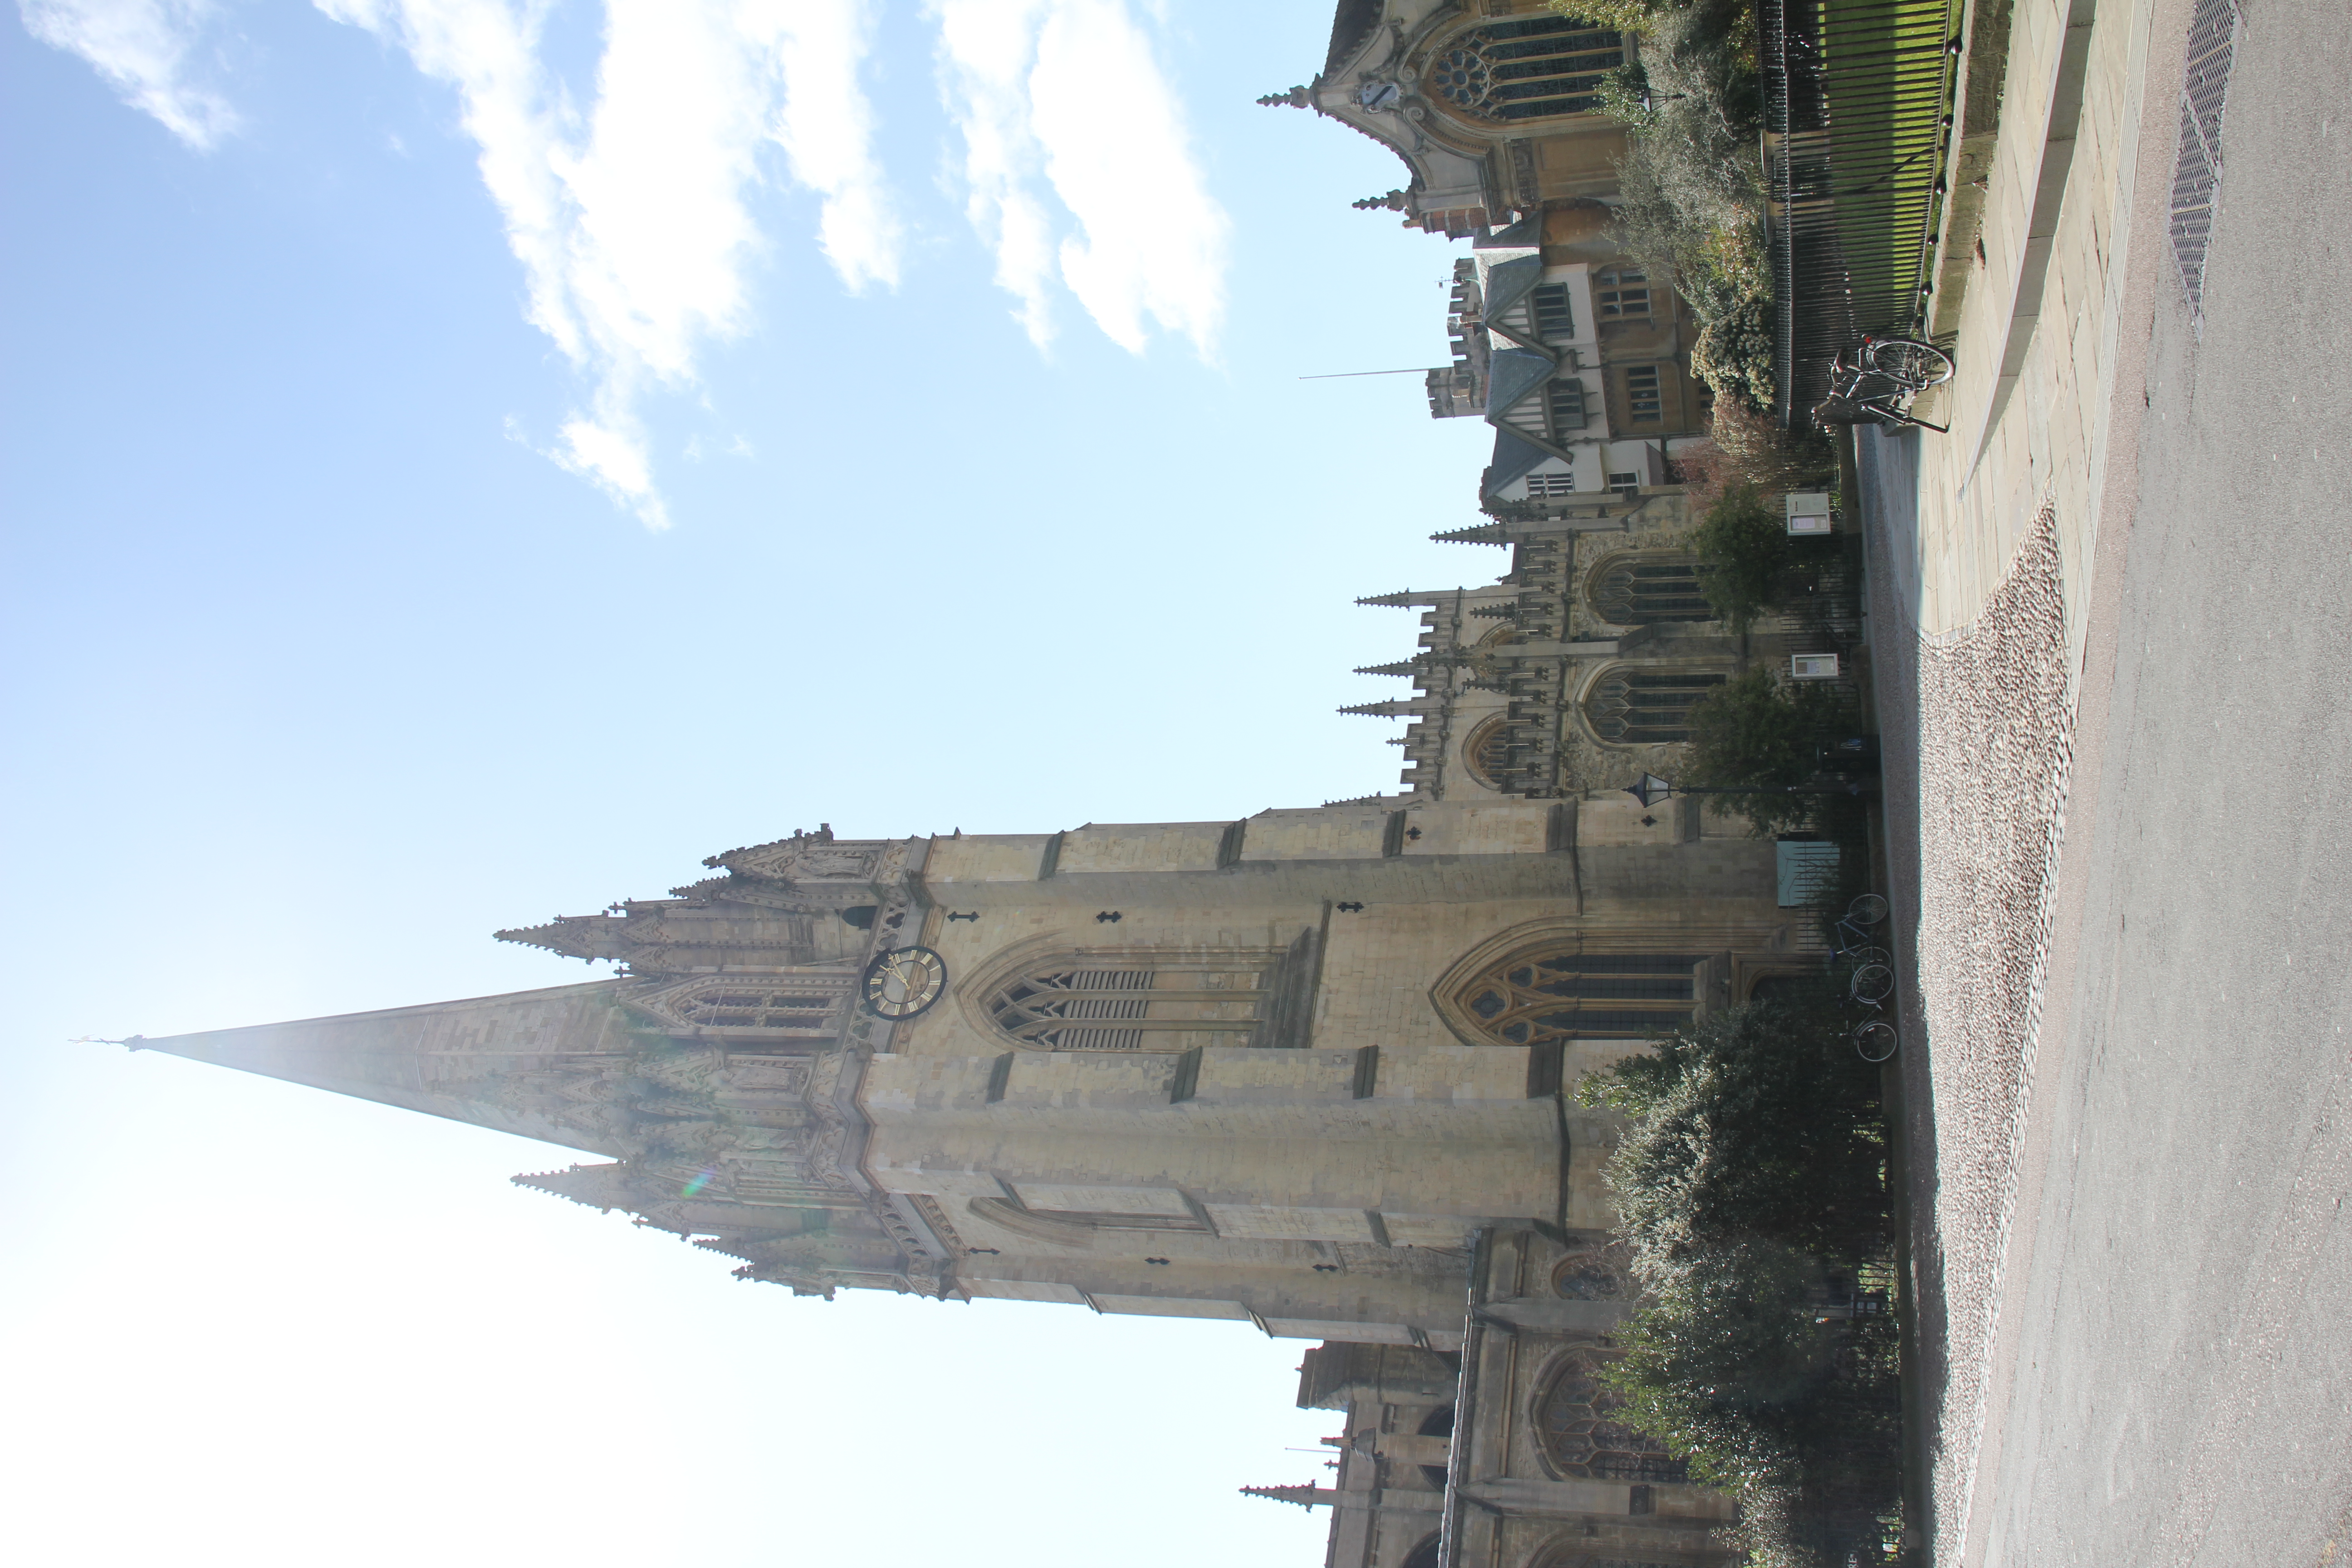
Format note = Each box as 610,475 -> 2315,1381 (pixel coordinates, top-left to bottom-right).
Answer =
121,981 -> 637,1152
1240,1484 -> 1347,1509
1256,85 -> 1310,108
495,913 -> 628,961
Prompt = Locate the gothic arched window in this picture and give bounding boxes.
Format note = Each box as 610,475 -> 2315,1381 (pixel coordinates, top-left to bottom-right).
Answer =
1588,556 -> 1712,625
1534,1350 -> 1689,1483
1463,715 -> 1516,790
1425,16 -> 1626,122
985,951 -> 1289,1050
1452,943 -> 1703,1044
1584,666 -> 1727,744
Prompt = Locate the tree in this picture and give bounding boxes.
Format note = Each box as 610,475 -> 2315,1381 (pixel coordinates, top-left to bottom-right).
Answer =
1686,483 -> 1793,627
1680,666 -> 1855,835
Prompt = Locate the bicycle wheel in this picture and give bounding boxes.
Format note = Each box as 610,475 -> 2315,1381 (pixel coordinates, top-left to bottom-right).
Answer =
1867,337 -> 1955,388
1855,1021 -> 1898,1063
1847,893 -> 1889,926
1850,962 -> 1895,1003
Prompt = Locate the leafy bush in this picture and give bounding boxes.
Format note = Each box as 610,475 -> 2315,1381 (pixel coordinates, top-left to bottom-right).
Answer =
1577,1001 -> 1902,1558
1691,294 -> 1777,416
1564,0 -> 1781,408
1681,665 -> 1856,834
1577,1001 -> 1891,1272
1551,0 -> 1659,32
1694,396 -> 1836,494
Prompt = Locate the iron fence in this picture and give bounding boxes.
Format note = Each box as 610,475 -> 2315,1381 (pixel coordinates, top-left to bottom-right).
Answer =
1763,0 -> 1963,423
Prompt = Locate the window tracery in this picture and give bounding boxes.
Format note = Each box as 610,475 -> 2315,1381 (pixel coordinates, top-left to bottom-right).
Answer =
1552,1240 -> 1633,1300
1424,17 -> 1626,122
634,979 -> 852,1036
1534,1349 -> 1689,1483
1584,666 -> 1727,744
1464,716 -> 1515,790
1452,943 -> 1703,1044
1588,555 -> 1712,625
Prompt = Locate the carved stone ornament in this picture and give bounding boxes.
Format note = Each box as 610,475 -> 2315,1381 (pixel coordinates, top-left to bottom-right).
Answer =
722,836 -> 884,883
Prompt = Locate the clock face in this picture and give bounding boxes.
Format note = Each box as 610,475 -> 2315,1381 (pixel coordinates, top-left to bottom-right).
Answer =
861,945 -> 948,1020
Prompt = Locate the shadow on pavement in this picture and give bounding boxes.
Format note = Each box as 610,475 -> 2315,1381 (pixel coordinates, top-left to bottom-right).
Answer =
1852,424 -> 1945,1563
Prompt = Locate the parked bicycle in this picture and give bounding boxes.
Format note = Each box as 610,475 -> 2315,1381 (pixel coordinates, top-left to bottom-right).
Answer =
1812,335 -> 1955,434
1827,893 -> 1899,1062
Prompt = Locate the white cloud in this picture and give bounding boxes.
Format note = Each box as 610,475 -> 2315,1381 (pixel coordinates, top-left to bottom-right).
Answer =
752,0 -> 902,292
930,0 -> 1227,355
20,0 -> 238,148
317,0 -> 901,528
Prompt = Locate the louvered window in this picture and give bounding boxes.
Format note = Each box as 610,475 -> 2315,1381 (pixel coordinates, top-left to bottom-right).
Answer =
987,957 -> 1277,1050
1526,470 -> 1577,498
676,989 -> 842,1031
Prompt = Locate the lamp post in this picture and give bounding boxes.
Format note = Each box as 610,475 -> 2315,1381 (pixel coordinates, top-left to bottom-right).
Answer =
1623,772 -> 1877,809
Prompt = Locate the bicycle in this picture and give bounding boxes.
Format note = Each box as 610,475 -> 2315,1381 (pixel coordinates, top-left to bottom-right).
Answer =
1828,892 -> 1891,970
1812,335 -> 1955,434
1828,893 -> 1898,1061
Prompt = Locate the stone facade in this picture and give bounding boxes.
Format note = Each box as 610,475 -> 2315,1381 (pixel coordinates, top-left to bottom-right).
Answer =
128,485 -> 1801,1568
1271,0 -> 1636,239
1270,1227 -> 1744,1568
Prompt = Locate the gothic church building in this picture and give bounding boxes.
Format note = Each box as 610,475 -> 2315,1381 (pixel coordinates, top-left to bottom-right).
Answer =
124,6 -> 1821,1567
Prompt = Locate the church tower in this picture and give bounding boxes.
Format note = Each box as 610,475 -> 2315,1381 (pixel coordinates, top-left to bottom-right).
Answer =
135,795 -> 1811,1354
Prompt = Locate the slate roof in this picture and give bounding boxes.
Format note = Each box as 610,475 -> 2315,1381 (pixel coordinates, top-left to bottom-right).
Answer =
1481,431 -> 1555,500
1325,0 -> 1384,73
1474,215 -> 1541,251
1480,255 -> 1546,326
1485,348 -> 1556,418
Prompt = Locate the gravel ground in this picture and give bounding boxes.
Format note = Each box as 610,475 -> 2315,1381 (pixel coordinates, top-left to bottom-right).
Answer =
1905,508 -> 2073,1562
1858,445 -> 2078,1563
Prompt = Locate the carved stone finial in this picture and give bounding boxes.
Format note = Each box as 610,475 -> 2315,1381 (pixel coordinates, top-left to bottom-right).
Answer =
1352,189 -> 1408,212
1256,85 -> 1310,108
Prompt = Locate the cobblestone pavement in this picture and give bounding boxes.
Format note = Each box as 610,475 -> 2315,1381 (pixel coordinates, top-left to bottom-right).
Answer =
1904,510 -> 2074,1561
1860,441 -> 2078,1565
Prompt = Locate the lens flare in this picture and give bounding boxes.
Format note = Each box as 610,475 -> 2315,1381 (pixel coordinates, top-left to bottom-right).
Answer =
681,1168 -> 716,1197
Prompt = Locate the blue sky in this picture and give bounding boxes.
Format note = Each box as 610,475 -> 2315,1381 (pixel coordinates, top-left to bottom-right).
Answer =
1,4 -> 1502,1563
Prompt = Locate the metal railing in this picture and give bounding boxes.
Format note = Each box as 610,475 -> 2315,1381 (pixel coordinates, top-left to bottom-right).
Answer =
1763,0 -> 1963,423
